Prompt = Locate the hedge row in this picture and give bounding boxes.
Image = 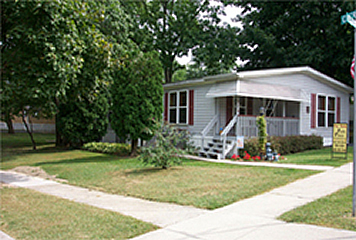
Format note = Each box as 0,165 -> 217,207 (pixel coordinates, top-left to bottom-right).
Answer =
82,142 -> 130,156
242,135 -> 323,156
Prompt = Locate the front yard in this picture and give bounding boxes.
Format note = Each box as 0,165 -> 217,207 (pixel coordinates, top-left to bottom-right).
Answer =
1,132 -> 355,238
1,133 -> 316,210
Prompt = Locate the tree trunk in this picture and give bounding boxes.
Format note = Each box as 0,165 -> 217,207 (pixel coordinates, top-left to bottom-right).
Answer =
5,114 -> 15,134
130,138 -> 139,157
164,68 -> 172,84
55,114 -> 67,147
21,114 -> 36,150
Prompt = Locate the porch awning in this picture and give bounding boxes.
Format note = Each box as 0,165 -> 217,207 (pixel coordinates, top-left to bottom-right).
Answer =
206,80 -> 305,102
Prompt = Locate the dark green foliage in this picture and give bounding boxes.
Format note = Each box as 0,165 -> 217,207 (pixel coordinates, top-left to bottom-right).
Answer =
269,135 -> 323,155
236,1 -> 354,86
241,137 -> 260,157
121,0 -> 239,83
82,142 -> 130,156
1,0 -> 129,148
139,122 -> 192,169
242,135 -> 323,156
56,93 -> 109,147
110,51 -> 163,154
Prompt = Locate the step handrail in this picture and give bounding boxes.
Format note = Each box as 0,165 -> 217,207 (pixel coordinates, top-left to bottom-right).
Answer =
221,114 -> 238,158
201,114 -> 219,148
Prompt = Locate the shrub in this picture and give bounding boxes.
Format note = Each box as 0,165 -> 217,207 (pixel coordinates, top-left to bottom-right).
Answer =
139,122 -> 194,169
82,142 -> 130,156
256,115 -> 267,154
242,138 -> 260,156
242,135 -> 323,156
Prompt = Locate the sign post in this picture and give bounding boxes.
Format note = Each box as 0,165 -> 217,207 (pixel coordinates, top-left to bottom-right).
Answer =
341,10 -> 356,217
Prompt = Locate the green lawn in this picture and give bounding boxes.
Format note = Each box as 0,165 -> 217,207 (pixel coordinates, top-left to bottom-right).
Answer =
279,147 -> 353,167
279,186 -> 356,231
1,133 -> 317,210
0,186 -> 157,239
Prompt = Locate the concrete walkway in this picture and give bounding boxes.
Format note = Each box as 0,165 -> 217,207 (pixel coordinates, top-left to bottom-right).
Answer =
1,162 -> 356,239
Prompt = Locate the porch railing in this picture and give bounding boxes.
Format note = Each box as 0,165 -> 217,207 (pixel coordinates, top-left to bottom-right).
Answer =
238,116 -> 299,137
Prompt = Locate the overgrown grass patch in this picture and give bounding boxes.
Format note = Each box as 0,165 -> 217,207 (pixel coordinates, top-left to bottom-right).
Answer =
0,186 -> 157,239
279,147 -> 353,167
279,186 -> 356,231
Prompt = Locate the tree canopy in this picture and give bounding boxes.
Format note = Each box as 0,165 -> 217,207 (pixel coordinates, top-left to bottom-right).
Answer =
235,0 -> 355,86
1,0 -> 130,147
121,0 -> 240,83
110,51 -> 163,155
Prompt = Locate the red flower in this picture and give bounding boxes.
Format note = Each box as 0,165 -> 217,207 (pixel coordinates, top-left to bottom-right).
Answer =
243,152 -> 251,160
231,154 -> 238,160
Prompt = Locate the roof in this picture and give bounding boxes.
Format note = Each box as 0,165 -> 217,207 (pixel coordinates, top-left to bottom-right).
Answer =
164,66 -> 354,94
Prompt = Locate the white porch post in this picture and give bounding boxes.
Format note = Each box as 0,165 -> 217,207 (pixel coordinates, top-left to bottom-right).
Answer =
234,97 -> 240,156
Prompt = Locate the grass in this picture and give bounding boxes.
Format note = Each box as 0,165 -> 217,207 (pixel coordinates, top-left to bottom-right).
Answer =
0,186 -> 157,239
278,147 -> 353,167
279,186 -> 356,231
1,133 -> 317,210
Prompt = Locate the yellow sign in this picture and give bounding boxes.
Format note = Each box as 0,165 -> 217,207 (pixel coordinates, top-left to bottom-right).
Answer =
332,123 -> 348,153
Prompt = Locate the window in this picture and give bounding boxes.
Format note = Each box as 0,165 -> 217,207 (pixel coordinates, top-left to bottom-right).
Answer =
169,90 -> 188,124
317,95 -> 336,127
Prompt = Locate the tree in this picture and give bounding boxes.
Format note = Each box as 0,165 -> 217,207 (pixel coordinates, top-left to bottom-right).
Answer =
192,24 -> 241,75
1,0 -> 129,148
56,89 -> 109,147
110,51 -> 163,156
121,0 -> 239,83
235,1 -> 355,86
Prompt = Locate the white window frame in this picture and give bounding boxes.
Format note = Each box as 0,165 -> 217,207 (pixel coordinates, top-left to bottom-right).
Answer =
317,94 -> 336,128
168,90 -> 189,125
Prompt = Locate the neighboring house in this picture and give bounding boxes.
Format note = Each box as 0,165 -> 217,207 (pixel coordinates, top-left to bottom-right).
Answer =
163,66 -> 354,159
0,116 -> 55,133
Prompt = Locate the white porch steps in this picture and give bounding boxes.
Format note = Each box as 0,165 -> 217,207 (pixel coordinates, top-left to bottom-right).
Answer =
198,137 -> 235,160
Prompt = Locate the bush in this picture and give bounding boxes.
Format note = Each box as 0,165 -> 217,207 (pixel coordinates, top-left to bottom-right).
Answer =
82,142 -> 130,156
139,122 -> 194,169
242,135 -> 323,156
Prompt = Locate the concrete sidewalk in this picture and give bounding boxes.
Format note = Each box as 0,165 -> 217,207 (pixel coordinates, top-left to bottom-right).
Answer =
1,162 -> 356,240
0,170 -> 208,228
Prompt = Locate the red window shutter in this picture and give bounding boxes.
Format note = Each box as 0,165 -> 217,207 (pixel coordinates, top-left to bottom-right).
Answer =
311,93 -> 316,128
337,97 -> 341,123
189,90 -> 194,125
164,92 -> 168,122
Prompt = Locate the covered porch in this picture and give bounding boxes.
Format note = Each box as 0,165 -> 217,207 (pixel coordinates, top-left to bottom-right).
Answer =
199,80 -> 304,159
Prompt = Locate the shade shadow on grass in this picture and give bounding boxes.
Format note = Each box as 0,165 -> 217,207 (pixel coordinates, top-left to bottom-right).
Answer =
34,155 -> 126,166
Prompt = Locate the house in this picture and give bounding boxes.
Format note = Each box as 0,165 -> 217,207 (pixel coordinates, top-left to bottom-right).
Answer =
0,115 -> 55,133
163,66 -> 354,159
